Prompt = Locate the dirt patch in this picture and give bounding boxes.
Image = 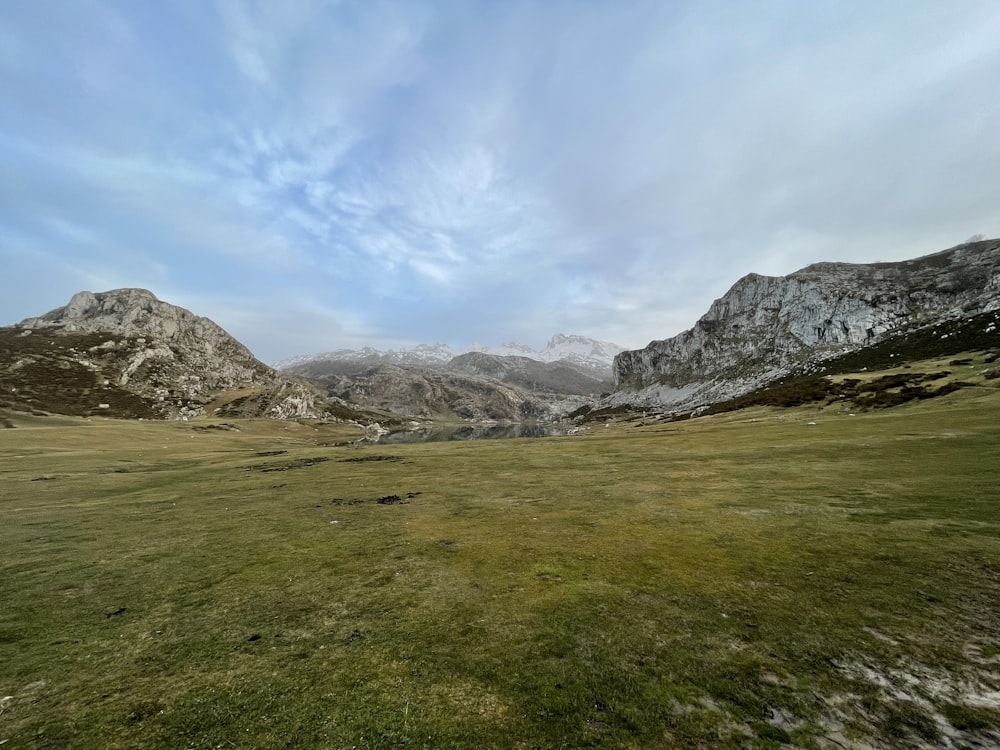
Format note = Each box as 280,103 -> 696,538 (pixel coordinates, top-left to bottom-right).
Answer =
329,491 -> 421,507
193,423 -> 241,432
339,454 -> 405,463
244,456 -> 330,472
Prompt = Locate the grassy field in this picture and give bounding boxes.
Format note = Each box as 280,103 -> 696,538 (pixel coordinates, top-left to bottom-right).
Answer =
3,382 -> 1000,748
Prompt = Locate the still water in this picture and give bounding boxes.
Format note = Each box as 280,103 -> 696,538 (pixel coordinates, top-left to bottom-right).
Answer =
375,423 -> 570,444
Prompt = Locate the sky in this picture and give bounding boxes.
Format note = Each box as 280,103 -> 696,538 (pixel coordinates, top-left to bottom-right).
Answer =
2,1 -> 999,362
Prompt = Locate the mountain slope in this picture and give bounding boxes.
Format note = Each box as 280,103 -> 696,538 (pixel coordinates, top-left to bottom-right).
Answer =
278,334 -> 619,421
611,238 -> 1000,410
447,352 -> 611,396
3,289 -> 357,421
309,363 -> 589,422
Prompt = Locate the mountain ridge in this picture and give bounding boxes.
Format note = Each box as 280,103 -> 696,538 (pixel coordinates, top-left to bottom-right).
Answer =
609,238 -> 1000,411
274,333 -> 624,374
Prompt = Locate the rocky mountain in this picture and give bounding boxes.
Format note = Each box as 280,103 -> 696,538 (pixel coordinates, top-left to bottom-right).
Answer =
280,337 -> 616,423
278,333 -> 619,422
311,363 -> 590,422
276,333 -> 624,375
610,238 -> 1000,411
2,289 -> 360,421
446,352 -> 611,396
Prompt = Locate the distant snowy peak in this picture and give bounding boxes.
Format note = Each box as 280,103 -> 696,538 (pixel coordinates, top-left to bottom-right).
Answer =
541,334 -> 626,368
274,334 -> 624,372
274,344 -> 455,369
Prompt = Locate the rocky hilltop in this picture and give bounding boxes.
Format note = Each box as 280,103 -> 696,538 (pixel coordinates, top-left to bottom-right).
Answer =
612,238 -> 1000,410
4,289 -> 351,420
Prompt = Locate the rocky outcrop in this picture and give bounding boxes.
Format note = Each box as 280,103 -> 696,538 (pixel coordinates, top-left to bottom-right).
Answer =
7,289 -> 349,420
447,352 -> 611,396
611,239 -> 1000,410
307,363 -> 589,422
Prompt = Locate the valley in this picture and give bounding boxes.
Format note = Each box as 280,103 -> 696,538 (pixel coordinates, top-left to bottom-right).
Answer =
2,238 -> 1000,748
2,349 -> 1000,748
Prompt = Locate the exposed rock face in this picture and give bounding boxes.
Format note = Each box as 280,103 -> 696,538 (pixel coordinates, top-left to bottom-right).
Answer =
438,352 -> 611,396
7,289 -> 343,420
282,347 -> 613,422
301,363 -> 589,422
612,239 -> 1000,409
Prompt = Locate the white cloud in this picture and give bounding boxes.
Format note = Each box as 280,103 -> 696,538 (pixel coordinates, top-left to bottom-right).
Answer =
2,1 -> 999,356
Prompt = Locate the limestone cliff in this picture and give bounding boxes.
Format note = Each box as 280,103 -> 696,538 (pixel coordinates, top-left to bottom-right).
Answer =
611,239 -> 1000,409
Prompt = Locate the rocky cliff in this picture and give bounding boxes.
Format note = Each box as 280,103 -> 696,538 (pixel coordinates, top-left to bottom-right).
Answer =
611,239 -> 1000,410
5,289 -> 348,420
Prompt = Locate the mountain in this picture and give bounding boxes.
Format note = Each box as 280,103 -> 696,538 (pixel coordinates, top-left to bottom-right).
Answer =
446,352 -> 611,396
275,333 -> 624,375
278,335 -> 618,422
539,333 -> 626,371
314,363 -> 589,422
610,238 -> 1000,411
2,289 -> 361,421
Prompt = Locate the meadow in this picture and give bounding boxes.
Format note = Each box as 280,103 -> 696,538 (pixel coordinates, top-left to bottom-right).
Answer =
2,381 -> 1000,748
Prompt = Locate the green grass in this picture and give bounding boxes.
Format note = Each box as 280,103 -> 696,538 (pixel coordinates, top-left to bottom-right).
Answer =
2,387 -> 1000,748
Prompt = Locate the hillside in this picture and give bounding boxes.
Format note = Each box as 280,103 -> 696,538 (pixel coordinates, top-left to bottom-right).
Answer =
296,362 -> 591,422
611,238 -> 1000,410
281,343 -> 614,423
1,289 -> 367,422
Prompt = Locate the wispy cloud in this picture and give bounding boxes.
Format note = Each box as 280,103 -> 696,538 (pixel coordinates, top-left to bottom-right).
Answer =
2,1 -> 999,358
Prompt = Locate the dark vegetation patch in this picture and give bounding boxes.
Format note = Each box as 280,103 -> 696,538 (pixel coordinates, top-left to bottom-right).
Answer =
704,371 -> 967,416
253,450 -> 288,457
339,454 -> 405,463
876,698 -> 942,743
812,310 -> 1000,375
0,327 -> 161,418
330,491 -> 420,506
579,404 -> 643,423
192,423 -> 241,432
330,498 -> 365,506
688,311 -> 1000,418
940,703 -> 1000,731
244,457 -> 331,473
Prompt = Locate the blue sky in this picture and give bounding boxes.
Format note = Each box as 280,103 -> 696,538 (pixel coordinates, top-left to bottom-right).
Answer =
2,1 -> 999,362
